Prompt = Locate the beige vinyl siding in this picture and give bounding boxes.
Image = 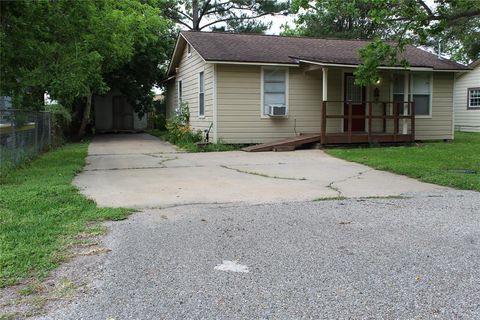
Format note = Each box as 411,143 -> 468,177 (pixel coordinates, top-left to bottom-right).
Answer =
415,72 -> 454,140
454,65 -> 480,132
216,65 -> 323,144
168,45 -> 215,141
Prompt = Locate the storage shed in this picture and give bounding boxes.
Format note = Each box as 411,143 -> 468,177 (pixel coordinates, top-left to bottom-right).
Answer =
94,89 -> 147,132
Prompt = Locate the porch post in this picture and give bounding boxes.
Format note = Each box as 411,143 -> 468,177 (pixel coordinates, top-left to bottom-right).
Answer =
322,68 -> 328,101
403,72 -> 410,134
322,68 -> 328,144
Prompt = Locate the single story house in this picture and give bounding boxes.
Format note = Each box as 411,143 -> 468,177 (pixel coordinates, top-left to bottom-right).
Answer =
165,31 -> 469,144
454,59 -> 480,132
94,89 -> 147,133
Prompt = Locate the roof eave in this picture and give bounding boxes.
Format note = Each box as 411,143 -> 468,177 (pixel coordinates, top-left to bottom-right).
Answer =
298,59 -> 470,72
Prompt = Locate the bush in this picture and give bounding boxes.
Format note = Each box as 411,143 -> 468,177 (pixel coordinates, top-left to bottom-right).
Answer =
164,102 -> 202,145
46,104 -> 72,147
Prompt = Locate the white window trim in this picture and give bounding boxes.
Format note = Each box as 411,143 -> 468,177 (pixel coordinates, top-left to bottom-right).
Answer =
260,66 -> 289,118
187,44 -> 192,58
467,87 -> 480,109
198,70 -> 205,118
410,72 -> 433,118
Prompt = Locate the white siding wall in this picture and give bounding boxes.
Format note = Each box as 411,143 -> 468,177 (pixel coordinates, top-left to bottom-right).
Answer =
454,66 -> 480,132
166,46 -> 215,141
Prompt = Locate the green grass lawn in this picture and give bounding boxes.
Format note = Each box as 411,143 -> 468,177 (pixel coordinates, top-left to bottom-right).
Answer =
146,129 -> 247,152
0,142 -> 130,288
326,132 -> 480,191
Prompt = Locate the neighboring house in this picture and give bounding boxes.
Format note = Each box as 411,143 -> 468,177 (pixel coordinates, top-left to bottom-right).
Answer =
454,59 -> 480,132
165,31 -> 469,144
94,89 -> 147,133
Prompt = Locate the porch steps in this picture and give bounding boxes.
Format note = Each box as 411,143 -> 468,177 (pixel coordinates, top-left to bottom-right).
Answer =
241,133 -> 322,152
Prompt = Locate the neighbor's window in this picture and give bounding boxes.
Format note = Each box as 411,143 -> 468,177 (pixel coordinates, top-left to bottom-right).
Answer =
468,88 -> 480,108
198,71 -> 205,117
411,73 -> 431,116
177,80 -> 183,108
262,68 -> 287,116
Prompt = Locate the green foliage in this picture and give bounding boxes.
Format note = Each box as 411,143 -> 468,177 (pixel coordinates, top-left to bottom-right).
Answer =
45,104 -> 72,146
147,130 -> 246,152
0,142 -> 130,287
284,0 -> 387,39
163,102 -> 202,145
327,132 -> 480,191
0,0 -> 174,131
161,0 -> 289,33
285,0 -> 479,84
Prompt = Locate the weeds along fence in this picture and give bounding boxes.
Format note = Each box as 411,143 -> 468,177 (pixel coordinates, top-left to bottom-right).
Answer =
0,109 -> 52,171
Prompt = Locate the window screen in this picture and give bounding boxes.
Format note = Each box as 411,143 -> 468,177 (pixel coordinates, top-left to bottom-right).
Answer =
199,72 -> 205,116
468,88 -> 480,108
263,68 -> 286,115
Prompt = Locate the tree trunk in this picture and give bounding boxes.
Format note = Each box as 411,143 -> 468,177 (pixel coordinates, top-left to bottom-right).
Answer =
77,90 -> 92,138
192,0 -> 199,30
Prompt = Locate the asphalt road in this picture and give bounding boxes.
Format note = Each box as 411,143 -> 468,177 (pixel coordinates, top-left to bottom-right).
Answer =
38,190 -> 480,319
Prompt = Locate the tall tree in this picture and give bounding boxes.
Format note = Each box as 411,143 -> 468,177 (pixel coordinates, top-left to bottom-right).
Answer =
283,0 -> 388,39
355,0 -> 480,85
161,0 -> 289,33
0,0 -> 173,136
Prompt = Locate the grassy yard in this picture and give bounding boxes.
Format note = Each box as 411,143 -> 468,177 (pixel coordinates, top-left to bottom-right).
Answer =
147,129 -> 247,152
326,132 -> 480,191
0,142 -> 130,288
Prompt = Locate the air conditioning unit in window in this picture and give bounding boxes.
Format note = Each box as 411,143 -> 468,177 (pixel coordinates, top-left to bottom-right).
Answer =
268,104 -> 287,117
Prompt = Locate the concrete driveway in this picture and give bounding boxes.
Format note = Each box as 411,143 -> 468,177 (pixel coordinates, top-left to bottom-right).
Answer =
75,133 -> 445,208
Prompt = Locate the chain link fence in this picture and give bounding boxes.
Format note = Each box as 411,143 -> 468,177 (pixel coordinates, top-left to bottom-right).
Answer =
0,109 -> 52,171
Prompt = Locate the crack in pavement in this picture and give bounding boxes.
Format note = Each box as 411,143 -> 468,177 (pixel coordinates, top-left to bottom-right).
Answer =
219,165 -> 307,181
326,169 -> 373,197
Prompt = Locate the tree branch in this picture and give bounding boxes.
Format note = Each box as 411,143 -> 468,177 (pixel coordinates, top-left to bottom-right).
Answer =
199,12 -> 271,30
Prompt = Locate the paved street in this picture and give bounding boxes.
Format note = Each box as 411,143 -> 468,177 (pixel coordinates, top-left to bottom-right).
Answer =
39,192 -> 480,319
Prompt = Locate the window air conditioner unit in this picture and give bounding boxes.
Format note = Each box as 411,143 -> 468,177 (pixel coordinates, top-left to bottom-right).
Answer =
268,104 -> 286,117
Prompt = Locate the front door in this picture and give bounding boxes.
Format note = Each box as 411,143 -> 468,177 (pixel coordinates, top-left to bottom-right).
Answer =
344,74 -> 366,132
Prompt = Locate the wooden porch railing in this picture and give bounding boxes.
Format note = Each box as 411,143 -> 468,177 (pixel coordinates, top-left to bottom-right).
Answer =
320,101 -> 416,144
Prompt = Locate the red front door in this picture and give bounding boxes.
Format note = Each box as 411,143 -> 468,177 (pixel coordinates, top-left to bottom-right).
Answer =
344,74 -> 366,132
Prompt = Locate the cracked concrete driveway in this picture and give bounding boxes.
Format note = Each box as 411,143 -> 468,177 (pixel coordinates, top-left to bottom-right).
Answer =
75,134 -> 445,208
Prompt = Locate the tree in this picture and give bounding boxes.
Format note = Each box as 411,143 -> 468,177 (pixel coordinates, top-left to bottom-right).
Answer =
355,0 -> 480,85
0,0 -> 173,137
161,0 -> 289,33
283,0 -> 388,39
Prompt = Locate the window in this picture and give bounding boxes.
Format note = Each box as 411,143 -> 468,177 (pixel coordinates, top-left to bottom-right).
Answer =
468,88 -> 480,109
198,71 -> 205,117
345,75 -> 363,103
262,68 -> 287,116
411,73 -> 431,116
187,44 -> 191,56
177,80 -> 183,109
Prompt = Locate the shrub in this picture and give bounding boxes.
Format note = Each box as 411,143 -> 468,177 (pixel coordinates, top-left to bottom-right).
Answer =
164,102 -> 202,145
46,104 -> 72,147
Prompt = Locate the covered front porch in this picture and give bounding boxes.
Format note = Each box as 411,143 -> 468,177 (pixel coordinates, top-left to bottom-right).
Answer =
315,65 -> 418,145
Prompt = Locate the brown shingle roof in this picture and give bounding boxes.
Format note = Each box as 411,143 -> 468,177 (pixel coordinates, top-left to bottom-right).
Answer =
181,31 -> 469,70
